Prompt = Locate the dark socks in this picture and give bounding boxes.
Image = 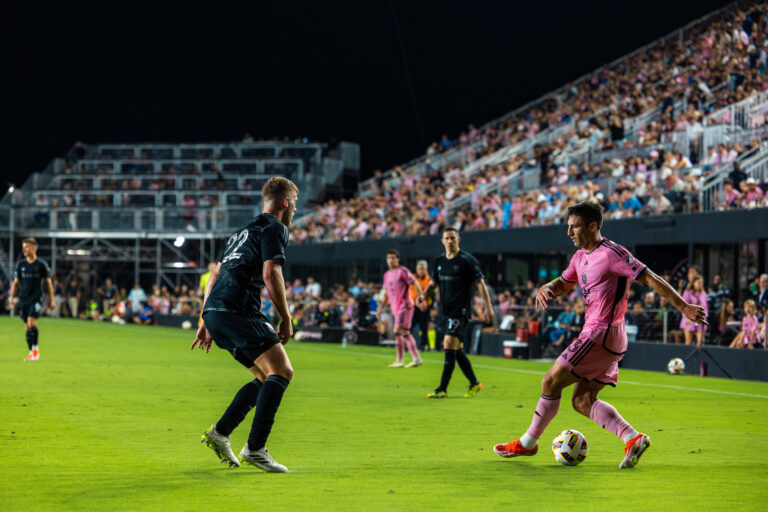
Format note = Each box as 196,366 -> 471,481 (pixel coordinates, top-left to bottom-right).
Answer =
26,327 -> 38,350
215,379 -> 262,436
438,349 -> 457,391
456,350 -> 478,386
247,375 -> 290,451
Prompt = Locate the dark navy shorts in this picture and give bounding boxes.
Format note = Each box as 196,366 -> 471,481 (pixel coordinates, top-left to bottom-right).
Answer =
202,310 -> 281,368
20,301 -> 43,323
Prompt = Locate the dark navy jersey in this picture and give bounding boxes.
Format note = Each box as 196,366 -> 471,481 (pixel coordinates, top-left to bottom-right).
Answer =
13,258 -> 51,303
204,213 -> 288,317
432,250 -> 483,318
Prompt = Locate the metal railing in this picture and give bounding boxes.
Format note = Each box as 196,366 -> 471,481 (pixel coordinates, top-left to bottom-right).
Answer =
86,141 -> 325,164
11,206 -> 261,234
59,157 -> 305,179
699,148 -> 768,211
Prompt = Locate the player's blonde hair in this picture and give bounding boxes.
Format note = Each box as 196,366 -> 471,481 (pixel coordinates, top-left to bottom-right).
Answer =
22,237 -> 38,246
262,177 -> 298,202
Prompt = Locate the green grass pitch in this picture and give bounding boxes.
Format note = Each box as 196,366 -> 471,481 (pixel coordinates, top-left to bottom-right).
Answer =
2,317 -> 767,511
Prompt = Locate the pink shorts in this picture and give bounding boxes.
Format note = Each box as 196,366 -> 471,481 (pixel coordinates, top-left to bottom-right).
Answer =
393,307 -> 414,330
557,323 -> 627,387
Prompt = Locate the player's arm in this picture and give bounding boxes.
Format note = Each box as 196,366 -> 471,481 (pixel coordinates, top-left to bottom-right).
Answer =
263,258 -> 293,344
377,289 -> 388,316
9,278 -> 19,303
44,277 -> 54,310
535,276 -> 576,311
191,262 -> 221,352
474,278 -> 495,324
635,268 -> 708,325
418,280 -> 436,305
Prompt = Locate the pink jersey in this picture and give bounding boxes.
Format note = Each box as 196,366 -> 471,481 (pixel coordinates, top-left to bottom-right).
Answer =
561,239 -> 646,332
383,266 -> 415,315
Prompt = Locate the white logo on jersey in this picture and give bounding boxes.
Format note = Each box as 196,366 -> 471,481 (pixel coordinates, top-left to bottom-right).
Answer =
265,322 -> 276,333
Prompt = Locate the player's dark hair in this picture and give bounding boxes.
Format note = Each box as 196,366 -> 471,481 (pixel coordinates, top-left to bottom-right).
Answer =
442,227 -> 459,235
22,237 -> 38,246
566,201 -> 603,230
262,177 -> 298,202
386,249 -> 400,258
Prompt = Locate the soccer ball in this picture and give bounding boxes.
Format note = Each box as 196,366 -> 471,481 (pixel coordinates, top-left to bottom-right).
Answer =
667,357 -> 685,374
181,320 -> 192,330
551,429 -> 588,466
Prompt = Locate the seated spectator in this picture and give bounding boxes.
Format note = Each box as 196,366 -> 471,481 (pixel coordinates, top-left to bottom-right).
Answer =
730,300 -> 762,349
626,301 -> 653,340
653,297 -> 683,344
713,299 -> 741,347
134,302 -> 154,325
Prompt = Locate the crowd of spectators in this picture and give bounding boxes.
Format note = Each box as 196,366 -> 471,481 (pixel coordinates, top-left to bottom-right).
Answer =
291,3 -> 768,244
3,266 -> 765,352
2,276 -> 205,325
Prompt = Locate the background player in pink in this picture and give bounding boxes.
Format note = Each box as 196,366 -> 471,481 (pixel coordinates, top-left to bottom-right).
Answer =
378,249 -> 423,368
493,201 -> 708,469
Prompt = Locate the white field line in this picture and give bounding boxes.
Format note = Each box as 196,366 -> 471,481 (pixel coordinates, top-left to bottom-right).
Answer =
298,344 -> 768,400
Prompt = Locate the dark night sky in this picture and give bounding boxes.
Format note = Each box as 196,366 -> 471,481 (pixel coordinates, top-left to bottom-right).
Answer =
1,0 -> 734,187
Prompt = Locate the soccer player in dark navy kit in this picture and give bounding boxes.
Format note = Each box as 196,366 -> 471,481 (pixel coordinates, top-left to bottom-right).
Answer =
418,228 -> 494,398
191,177 -> 298,473
9,238 -> 54,361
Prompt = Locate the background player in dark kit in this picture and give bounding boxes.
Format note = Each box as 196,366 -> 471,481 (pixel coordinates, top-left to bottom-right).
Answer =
9,238 -> 54,361
418,228 -> 494,398
191,177 -> 298,473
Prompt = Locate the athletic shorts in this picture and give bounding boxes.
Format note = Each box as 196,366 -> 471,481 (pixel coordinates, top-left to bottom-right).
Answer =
557,323 -> 627,387
393,307 -> 414,330
442,315 -> 468,340
202,310 -> 280,368
19,301 -> 43,323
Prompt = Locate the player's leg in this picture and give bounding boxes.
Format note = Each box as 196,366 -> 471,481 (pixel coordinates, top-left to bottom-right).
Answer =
452,327 -> 480,396
390,330 -> 405,367
574,380 -> 651,469
241,343 -> 293,472
26,316 -> 40,360
427,333 -> 459,397
400,309 -> 421,367
494,361 -> 578,457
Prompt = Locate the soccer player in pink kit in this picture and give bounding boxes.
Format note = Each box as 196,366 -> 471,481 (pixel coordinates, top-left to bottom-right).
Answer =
378,249 -> 424,368
494,202 -> 708,469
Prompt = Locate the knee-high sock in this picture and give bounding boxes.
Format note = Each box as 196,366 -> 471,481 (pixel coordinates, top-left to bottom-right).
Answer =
438,349 -> 458,391
248,375 -> 289,451
525,394 -> 561,439
403,333 -> 420,360
28,327 -> 38,349
25,329 -> 33,351
394,334 -> 404,361
589,399 -> 634,440
215,379 -> 262,436
455,350 -> 477,386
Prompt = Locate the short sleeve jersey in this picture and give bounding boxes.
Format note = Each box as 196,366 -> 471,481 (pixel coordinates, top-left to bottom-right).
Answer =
204,213 -> 288,318
432,251 -> 483,318
383,266 -> 415,315
13,258 -> 51,304
561,239 -> 646,328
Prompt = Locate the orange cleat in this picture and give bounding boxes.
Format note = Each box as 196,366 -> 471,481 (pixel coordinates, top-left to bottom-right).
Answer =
493,439 -> 538,458
619,433 -> 651,469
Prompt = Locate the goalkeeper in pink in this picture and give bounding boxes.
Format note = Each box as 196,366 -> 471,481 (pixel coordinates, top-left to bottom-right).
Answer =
493,202 -> 708,469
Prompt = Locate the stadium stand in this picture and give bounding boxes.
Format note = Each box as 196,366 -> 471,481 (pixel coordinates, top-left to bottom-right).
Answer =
1,2 -> 766,351
290,1 -> 768,243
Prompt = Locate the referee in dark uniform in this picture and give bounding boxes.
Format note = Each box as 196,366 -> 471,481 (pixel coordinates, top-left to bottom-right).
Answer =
9,238 -> 54,361
192,177 -> 298,473
418,227 -> 494,398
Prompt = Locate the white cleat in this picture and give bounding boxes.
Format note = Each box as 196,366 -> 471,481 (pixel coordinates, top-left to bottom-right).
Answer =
201,426 -> 240,467
239,445 -> 289,473
388,361 -> 404,368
